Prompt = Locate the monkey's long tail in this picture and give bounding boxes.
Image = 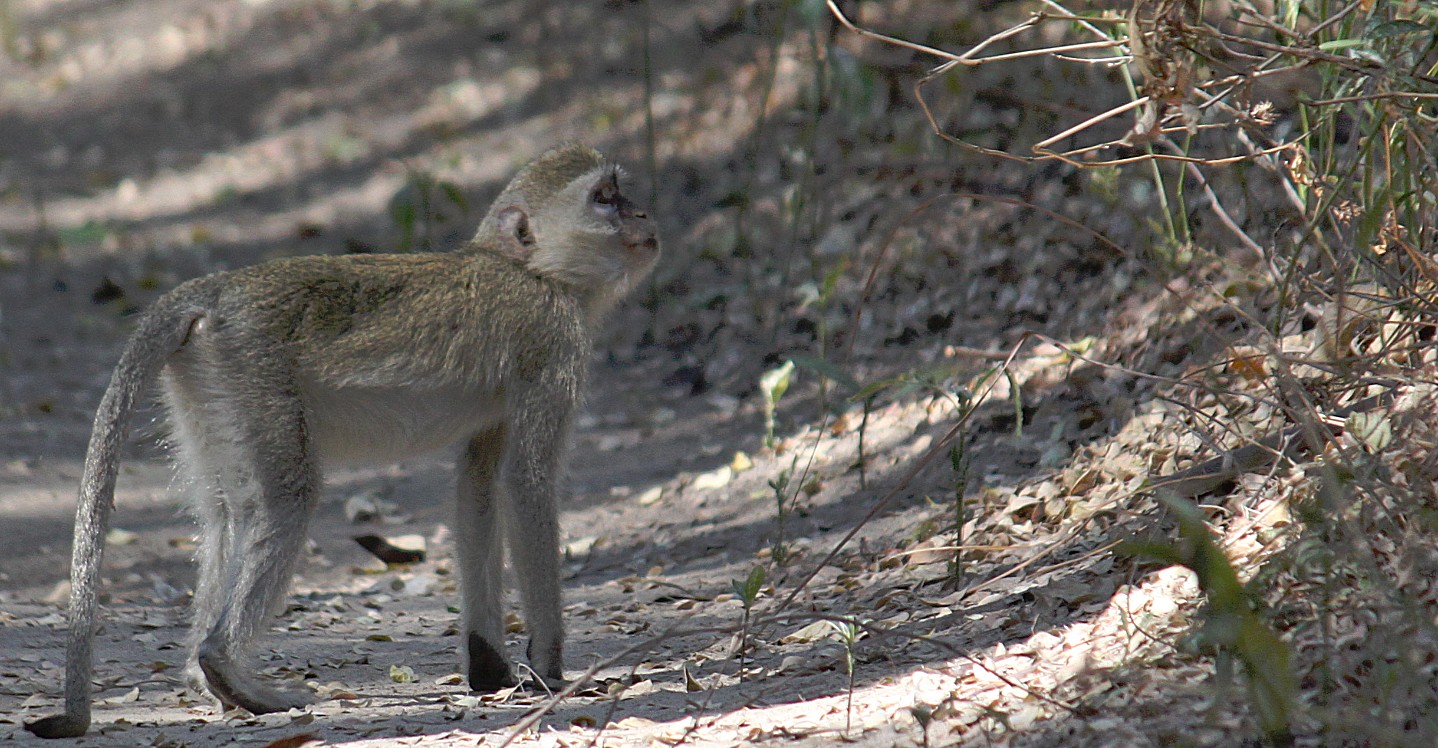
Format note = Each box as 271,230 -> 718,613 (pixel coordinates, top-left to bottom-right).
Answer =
25,297 -> 205,739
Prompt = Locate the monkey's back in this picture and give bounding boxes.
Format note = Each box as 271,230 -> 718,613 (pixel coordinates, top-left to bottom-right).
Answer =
157,251 -> 591,465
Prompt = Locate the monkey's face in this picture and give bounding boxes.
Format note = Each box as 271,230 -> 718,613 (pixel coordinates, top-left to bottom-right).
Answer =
530,166 -> 659,298
591,168 -> 660,264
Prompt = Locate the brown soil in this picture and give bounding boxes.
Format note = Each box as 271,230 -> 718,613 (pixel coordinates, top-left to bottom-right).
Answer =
4,1 -> 1424,746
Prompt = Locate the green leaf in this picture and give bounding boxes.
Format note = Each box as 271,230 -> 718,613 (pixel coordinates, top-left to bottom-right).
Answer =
824,619 -> 859,642
57,220 -> 110,246
795,281 -> 821,311
439,181 -> 469,214
732,565 -> 766,603
716,190 -> 749,209
760,359 -> 795,403
389,188 -> 418,250
797,0 -> 829,29
820,258 -> 849,300
744,565 -> 765,597
1368,20 -> 1430,38
1146,494 -> 1295,741
1317,38 -> 1366,51
1349,48 -> 1387,66
760,360 -> 796,447
828,48 -> 877,110
1280,0 -> 1300,28
853,375 -> 902,401
789,355 -> 860,393
1117,540 -> 1183,567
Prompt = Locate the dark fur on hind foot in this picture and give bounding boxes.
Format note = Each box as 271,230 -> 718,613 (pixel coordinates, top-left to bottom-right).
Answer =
198,650 -> 314,715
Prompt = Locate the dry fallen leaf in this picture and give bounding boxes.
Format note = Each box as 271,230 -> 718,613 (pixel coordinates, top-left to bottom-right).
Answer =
102,686 -> 140,704
105,528 -> 138,546
353,534 -> 425,564
781,620 -> 838,644
1225,346 -> 1267,380
260,734 -> 320,748
903,536 -> 952,566
637,485 -> 665,505
565,535 -> 600,558
43,580 -> 71,605
612,716 -> 659,730
481,684 -> 521,702
683,665 -> 704,692
344,493 -> 400,523
692,465 -> 733,490
730,451 -> 754,472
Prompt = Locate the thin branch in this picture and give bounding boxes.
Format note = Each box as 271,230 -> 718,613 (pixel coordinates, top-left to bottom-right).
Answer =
1302,91 -> 1438,106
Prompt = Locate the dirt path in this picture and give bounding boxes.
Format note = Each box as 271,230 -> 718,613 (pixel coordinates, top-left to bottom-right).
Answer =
0,1 -> 1319,746
0,265 -> 1227,747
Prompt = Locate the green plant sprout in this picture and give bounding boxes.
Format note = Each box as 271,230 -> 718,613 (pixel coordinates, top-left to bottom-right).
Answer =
759,359 -> 795,449
826,618 -> 862,736
730,565 -> 766,678
388,168 -> 468,252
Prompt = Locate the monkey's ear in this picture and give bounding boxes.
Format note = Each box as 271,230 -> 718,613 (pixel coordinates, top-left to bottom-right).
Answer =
498,206 -> 535,247
496,205 -> 536,261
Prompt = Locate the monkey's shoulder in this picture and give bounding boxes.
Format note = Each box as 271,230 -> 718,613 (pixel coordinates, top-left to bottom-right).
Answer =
228,252 -> 476,292
191,252 -> 581,360
149,251 -> 592,375
172,251 -> 544,314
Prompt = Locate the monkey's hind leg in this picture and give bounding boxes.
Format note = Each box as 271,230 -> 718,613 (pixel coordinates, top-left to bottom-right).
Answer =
181,469 -> 229,699
189,394 -> 321,715
456,426 -> 520,691
162,371 -> 232,699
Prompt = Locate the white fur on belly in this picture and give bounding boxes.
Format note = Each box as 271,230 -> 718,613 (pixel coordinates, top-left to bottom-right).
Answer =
302,383 -> 503,465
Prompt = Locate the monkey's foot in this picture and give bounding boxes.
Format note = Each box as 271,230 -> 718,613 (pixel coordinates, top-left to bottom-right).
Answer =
198,654 -> 315,715
183,660 -> 209,696
467,632 -> 519,692
24,713 -> 90,739
526,671 -> 568,694
524,637 -> 566,692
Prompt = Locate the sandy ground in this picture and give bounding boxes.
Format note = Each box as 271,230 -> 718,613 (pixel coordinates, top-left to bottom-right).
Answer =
0,1 -> 1314,746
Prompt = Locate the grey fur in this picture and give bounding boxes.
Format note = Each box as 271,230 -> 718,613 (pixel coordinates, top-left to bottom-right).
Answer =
25,144 -> 658,738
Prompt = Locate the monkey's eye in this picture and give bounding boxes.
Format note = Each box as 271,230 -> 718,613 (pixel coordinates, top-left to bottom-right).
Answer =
591,180 -> 619,212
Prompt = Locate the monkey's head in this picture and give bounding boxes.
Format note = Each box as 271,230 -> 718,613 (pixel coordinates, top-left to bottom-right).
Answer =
476,144 -> 659,313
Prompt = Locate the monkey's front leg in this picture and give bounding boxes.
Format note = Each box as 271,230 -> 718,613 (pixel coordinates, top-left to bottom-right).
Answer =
506,482 -> 566,690
502,392 -> 572,689
456,426 -> 520,691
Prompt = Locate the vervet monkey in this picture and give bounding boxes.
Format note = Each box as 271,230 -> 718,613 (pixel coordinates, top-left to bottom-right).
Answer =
25,144 -> 660,738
